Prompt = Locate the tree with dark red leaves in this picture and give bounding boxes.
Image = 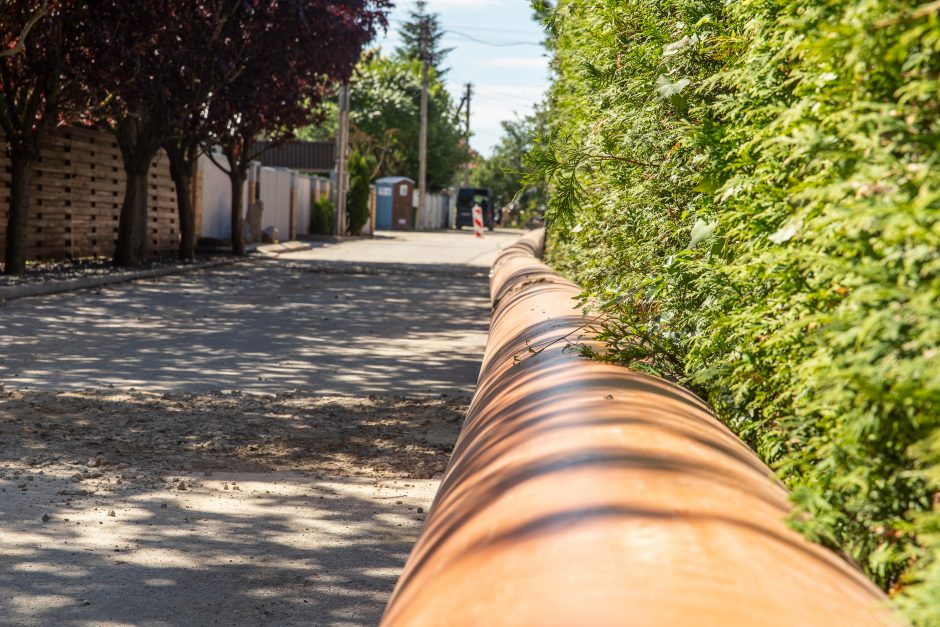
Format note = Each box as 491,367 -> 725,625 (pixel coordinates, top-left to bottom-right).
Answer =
89,0 -> 387,265
0,1 -> 90,274
206,0 -> 389,255
86,1 -> 251,266
159,1 -> 258,261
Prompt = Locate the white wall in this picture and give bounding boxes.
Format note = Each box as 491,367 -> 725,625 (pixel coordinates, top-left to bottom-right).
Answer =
258,167 -> 292,238
199,156 -> 336,241
295,175 -> 311,236
417,192 -> 454,230
198,153 -> 250,240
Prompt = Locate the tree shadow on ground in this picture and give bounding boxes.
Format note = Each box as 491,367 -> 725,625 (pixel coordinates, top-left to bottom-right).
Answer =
0,390 -> 466,479
0,258 -> 491,396
0,472 -> 432,626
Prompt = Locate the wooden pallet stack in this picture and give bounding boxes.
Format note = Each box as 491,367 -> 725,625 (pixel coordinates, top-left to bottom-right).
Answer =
0,126 -> 180,261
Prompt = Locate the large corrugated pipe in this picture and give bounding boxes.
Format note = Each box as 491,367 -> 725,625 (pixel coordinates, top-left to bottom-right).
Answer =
381,229 -> 898,626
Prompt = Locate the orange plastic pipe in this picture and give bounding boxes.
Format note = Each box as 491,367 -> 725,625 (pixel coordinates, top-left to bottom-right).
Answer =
381,230 -> 898,627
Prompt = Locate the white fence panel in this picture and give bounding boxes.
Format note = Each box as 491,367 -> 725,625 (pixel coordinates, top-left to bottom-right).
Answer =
295,175 -> 311,235
198,153 -> 249,240
258,167 -> 294,239
418,192 -> 453,230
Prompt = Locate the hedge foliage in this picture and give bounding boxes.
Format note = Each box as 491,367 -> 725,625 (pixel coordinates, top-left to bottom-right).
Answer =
528,0 -> 940,621
346,149 -> 375,235
309,196 -> 333,236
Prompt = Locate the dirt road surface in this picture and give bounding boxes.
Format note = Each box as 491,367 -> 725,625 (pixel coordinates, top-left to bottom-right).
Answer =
0,229 -> 522,626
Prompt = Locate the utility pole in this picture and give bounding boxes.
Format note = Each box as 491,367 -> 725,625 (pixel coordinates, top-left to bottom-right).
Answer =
418,16 -> 429,228
463,82 -> 472,187
334,83 -> 350,236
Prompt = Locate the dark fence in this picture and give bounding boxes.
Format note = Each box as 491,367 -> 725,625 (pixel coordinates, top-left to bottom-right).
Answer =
251,141 -> 335,173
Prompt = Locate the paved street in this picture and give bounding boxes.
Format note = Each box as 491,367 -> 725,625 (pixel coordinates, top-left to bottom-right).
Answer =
287,229 -> 517,267
0,229 -> 522,395
0,229 -> 522,626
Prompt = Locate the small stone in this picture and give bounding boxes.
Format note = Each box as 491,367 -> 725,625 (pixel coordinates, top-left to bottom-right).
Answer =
159,503 -> 168,509
177,483 -> 186,491
107,510 -> 116,517
41,514 -> 50,522
417,507 -> 424,514
71,473 -> 83,483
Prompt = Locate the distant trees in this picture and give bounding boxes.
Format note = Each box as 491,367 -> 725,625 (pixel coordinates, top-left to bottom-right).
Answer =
0,0 -> 389,272
471,110 -> 547,217
348,54 -> 467,190
296,3 -> 468,192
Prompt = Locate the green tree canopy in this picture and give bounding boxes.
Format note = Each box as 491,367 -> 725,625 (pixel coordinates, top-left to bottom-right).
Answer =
471,109 -> 547,211
348,53 -> 467,191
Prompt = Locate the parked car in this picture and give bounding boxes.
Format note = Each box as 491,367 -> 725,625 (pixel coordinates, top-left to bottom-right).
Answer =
455,188 -> 495,230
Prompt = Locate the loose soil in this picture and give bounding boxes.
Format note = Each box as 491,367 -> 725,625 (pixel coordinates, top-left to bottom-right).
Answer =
0,389 -> 466,483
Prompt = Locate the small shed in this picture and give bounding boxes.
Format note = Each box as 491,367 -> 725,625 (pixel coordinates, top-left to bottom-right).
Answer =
375,176 -> 415,230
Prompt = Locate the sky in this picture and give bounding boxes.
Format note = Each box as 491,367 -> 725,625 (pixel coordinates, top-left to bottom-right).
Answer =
374,0 -> 550,158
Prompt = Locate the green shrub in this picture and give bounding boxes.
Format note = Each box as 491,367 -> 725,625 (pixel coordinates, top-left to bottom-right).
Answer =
347,149 -> 375,235
310,196 -> 333,235
528,1 -> 940,622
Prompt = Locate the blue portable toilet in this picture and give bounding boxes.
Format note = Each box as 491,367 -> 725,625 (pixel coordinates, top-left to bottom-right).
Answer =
374,176 -> 415,230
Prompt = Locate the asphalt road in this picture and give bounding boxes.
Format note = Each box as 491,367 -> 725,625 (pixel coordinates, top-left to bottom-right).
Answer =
0,229 -> 523,395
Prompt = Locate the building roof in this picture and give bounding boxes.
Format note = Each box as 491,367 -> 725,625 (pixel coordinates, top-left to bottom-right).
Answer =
251,141 -> 334,173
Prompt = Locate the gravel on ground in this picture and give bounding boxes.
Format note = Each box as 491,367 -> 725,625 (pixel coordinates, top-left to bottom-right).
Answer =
0,256 -> 226,288
0,388 -> 466,626
0,388 -> 464,480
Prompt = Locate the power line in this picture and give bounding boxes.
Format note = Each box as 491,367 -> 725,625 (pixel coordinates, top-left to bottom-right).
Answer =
474,91 -> 543,106
474,96 -> 538,108
485,85 -> 545,98
443,30 -> 544,47
386,18 -> 538,36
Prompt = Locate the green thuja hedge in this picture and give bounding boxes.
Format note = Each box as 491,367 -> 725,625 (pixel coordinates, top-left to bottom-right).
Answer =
347,150 -> 375,235
528,0 -> 940,621
310,196 -> 334,235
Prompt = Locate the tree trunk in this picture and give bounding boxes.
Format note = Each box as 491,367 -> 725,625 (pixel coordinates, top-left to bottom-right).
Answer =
166,141 -> 197,261
114,169 -> 150,267
4,154 -> 34,275
114,117 -> 160,267
229,165 -> 247,255
224,143 -> 248,256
